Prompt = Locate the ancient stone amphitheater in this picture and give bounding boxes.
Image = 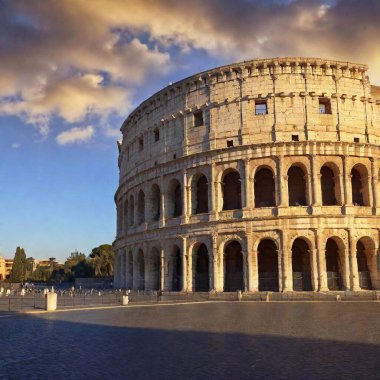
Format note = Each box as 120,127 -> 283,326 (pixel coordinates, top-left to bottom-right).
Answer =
113,57 -> 380,294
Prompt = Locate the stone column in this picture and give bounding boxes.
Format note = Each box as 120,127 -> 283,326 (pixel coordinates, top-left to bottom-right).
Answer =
277,249 -> 284,292
278,156 -> 288,207
371,157 -> 378,214
349,233 -> 360,291
243,159 -> 252,210
310,248 -> 319,291
181,237 -> 187,292
338,173 -> 345,205
316,232 -> 328,291
246,233 -> 257,292
159,191 -> 166,227
311,155 -> 322,206
182,170 -> 189,223
210,163 -> 219,220
160,248 -> 165,292
343,156 -> 352,207
144,249 -> 150,291
305,173 -> 313,207
186,244 -> 193,292
212,233 -> 223,291
282,234 -> 293,292
242,249 -> 248,292
339,247 -> 350,290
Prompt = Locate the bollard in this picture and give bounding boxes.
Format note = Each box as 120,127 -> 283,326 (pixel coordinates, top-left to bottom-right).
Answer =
336,294 -> 341,302
122,294 -> 129,305
237,290 -> 242,301
45,292 -> 57,311
266,293 -> 270,302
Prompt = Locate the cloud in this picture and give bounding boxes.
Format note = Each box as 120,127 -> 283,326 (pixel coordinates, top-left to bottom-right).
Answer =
11,143 -> 21,149
56,126 -> 94,145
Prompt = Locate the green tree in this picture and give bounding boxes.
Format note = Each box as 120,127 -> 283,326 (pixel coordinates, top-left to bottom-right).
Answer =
90,244 -> 114,277
64,250 -> 93,281
11,247 -> 27,283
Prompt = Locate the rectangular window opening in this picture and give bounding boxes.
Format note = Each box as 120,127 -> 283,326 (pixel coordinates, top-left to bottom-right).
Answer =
354,137 -> 360,143
193,110 -> 204,127
139,137 -> 144,151
291,135 -> 299,142
227,140 -> 234,147
319,98 -> 332,114
255,100 -> 267,115
154,128 -> 160,142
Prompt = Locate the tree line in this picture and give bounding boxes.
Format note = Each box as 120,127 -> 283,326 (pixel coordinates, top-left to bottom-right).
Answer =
7,244 -> 114,284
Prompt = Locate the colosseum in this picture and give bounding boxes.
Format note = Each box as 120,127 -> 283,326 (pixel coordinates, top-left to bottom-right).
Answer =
113,57 -> 380,294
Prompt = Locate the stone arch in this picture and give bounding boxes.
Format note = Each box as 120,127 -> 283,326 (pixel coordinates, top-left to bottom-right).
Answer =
167,179 -> 182,218
325,237 -> 346,290
224,240 -> 244,291
320,163 -> 340,206
147,247 -> 161,291
191,173 -> 209,214
127,250 -> 133,290
254,166 -> 276,207
193,243 -> 210,291
222,169 -> 242,210
351,163 -> 369,206
356,236 -> 376,290
137,190 -> 145,225
128,195 -> 134,226
148,184 -> 161,222
257,239 -> 279,292
288,165 -> 307,206
168,244 -> 182,291
291,238 -> 312,291
136,249 -> 145,290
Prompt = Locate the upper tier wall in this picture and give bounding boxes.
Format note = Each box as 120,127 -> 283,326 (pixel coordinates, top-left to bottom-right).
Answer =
118,58 -> 380,184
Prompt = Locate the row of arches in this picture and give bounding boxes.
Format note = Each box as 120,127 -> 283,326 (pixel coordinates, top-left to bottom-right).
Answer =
117,236 -> 376,292
117,162 -> 371,233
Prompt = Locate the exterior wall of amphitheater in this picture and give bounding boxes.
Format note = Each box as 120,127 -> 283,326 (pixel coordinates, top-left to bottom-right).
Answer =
113,57 -> 380,293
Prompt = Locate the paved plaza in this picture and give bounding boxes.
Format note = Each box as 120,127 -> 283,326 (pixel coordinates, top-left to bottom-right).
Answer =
0,302 -> 379,379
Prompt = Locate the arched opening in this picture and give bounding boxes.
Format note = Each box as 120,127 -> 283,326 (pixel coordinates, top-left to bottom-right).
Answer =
136,249 -> 145,290
127,251 -> 133,289
117,201 -> 123,235
167,179 -> 182,218
291,238 -> 312,291
288,166 -> 307,206
356,240 -> 373,290
222,171 -> 242,210
321,166 -> 337,205
325,239 -> 342,290
351,165 -> 368,206
170,245 -> 182,291
224,241 -> 244,291
194,175 -> 209,214
149,247 -> 161,291
148,184 -> 161,222
258,239 -> 279,291
254,168 -> 276,207
128,195 -> 134,226
137,190 -> 145,225
194,244 -> 209,291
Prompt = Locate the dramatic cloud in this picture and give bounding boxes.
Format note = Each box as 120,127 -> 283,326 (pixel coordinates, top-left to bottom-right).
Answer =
56,125 -> 95,145
1,0 -> 380,143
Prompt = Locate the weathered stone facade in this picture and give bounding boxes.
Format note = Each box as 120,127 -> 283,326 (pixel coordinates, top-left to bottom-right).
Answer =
113,57 -> 380,293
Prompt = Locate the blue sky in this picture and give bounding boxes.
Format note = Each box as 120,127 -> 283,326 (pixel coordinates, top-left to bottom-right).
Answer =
1,0 -> 379,261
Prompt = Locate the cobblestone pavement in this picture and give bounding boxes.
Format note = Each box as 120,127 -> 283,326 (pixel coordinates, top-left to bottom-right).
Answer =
0,302 -> 380,380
